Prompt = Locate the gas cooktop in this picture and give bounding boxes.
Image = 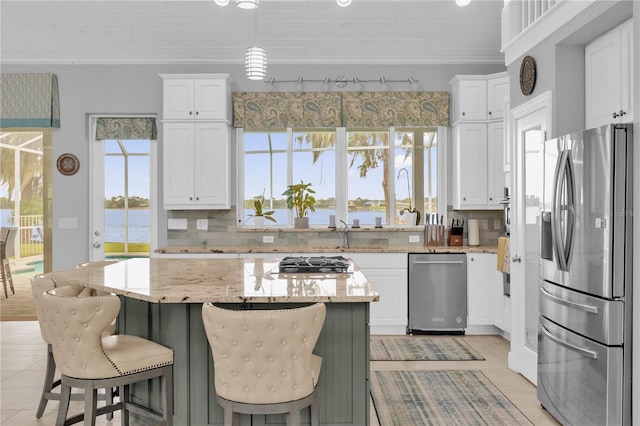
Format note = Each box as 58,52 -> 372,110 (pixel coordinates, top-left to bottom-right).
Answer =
278,256 -> 351,274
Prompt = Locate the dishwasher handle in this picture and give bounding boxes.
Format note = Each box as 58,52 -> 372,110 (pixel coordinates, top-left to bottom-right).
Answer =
412,260 -> 465,265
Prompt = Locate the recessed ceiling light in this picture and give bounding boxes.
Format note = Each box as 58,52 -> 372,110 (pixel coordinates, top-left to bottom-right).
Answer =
214,0 -> 229,6
337,0 -> 352,7
456,0 -> 471,6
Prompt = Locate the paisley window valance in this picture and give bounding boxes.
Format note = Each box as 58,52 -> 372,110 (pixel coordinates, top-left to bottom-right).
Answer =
342,91 -> 449,128
95,117 -> 157,140
0,73 -> 60,128
233,92 -> 342,128
233,91 -> 449,129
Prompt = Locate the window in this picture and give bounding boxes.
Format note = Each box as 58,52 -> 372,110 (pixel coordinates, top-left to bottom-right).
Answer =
239,127 -> 444,227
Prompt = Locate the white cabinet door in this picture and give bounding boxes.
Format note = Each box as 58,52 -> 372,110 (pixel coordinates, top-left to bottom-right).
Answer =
619,19 -> 634,124
453,79 -> 487,123
163,123 -> 196,206
585,29 -> 621,128
585,20 -> 633,128
487,76 -> 509,121
452,123 -> 488,209
163,79 -> 196,120
350,253 -> 407,335
194,79 -> 230,121
163,123 -> 230,209
194,123 -> 230,208
487,121 -> 505,208
162,76 -> 231,121
467,253 -> 495,326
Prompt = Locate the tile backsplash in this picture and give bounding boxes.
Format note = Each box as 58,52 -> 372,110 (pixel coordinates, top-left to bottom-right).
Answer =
166,207 -> 503,248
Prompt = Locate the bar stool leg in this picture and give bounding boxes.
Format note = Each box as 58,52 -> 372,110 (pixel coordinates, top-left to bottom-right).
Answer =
36,345 -> 56,418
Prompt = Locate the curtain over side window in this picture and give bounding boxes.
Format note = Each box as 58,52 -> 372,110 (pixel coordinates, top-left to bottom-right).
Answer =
95,117 -> 157,141
0,73 -> 60,128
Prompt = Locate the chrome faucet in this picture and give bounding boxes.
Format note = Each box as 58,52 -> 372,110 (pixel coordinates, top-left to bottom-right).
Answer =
339,220 -> 350,248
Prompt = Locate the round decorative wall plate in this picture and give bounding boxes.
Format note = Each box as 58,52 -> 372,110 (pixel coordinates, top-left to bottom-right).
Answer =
520,55 -> 537,96
56,153 -> 80,176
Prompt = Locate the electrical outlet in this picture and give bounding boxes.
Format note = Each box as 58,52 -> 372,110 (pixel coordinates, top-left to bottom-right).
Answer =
409,235 -> 420,243
168,218 -> 188,230
196,219 -> 208,230
59,218 -> 78,229
263,236 -> 274,243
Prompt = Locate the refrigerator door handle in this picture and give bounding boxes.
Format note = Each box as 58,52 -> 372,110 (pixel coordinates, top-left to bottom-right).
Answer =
540,286 -> 599,314
552,150 -> 576,271
412,260 -> 465,265
540,323 -> 598,359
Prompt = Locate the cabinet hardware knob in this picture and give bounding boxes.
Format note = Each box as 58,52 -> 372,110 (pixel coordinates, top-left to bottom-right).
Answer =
189,197 -> 193,200
488,111 -> 492,115
196,197 -> 199,201
94,231 -> 101,236
462,112 -> 466,116
463,197 -> 466,201
489,197 -> 493,201
189,111 -> 193,115
196,111 -> 199,115
93,242 -> 101,248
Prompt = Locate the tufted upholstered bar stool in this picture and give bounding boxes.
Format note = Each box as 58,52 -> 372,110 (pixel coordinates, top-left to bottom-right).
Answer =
41,286 -> 174,426
202,302 -> 326,426
30,274 -> 119,419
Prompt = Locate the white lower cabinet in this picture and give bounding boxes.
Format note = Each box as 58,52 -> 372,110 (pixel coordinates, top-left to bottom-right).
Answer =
349,253 -> 408,335
467,253 -> 502,332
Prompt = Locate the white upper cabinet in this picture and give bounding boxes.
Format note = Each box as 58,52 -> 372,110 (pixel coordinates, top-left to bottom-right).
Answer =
487,75 -> 509,121
450,72 -> 508,124
585,19 -> 634,128
161,74 -> 232,122
163,122 -> 230,209
450,72 -> 508,210
161,74 -> 232,210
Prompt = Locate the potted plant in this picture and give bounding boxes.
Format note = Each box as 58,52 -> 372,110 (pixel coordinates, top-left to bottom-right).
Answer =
397,167 -> 421,226
246,193 -> 276,227
282,180 -> 316,229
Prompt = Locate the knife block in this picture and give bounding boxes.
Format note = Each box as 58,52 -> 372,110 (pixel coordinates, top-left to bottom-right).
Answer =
426,225 -> 445,246
448,226 -> 464,246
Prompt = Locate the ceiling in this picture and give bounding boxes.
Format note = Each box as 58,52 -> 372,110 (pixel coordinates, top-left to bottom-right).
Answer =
0,0 -> 504,65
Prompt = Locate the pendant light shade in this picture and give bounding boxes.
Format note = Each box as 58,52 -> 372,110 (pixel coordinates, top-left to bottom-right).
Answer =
236,0 -> 258,9
245,46 -> 267,80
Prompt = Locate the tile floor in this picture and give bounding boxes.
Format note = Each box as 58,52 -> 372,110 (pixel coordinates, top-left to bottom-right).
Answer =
1,321 -> 559,425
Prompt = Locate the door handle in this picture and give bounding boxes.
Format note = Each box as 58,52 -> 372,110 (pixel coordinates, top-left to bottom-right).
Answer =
511,255 -> 521,263
413,260 -> 465,265
540,324 -> 598,359
540,287 -> 598,314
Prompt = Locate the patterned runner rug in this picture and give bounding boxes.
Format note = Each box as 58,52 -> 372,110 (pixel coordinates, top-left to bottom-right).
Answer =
371,370 -> 533,425
371,336 -> 484,361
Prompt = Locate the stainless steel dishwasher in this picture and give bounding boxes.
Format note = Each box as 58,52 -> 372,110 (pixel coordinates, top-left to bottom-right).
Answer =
408,253 -> 467,334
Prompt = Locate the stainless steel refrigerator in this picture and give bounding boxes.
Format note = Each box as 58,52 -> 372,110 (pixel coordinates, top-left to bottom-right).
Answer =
537,123 -> 633,425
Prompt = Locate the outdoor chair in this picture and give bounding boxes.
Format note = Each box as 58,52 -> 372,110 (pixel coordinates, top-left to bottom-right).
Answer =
202,302 -> 326,426
0,227 -> 17,298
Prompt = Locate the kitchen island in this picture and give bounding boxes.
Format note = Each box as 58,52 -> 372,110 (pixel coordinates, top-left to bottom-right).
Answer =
45,257 -> 379,426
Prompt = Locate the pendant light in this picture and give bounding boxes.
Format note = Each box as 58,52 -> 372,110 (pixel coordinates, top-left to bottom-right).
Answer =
245,6 -> 266,80
236,0 -> 258,9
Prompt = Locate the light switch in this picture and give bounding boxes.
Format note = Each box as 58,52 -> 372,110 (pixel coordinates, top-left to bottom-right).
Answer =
168,218 -> 188,230
196,219 -> 208,230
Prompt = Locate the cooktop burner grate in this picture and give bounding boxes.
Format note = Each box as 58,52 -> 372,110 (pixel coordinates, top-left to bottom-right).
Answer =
278,256 -> 350,273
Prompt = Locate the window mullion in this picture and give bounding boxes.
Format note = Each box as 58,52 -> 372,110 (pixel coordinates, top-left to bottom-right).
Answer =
389,127 -> 396,224
236,128 -> 246,226
335,127 -> 347,225
286,128 -> 293,226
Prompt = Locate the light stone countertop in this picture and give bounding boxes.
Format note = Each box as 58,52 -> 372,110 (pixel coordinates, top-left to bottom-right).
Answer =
44,257 -> 379,304
155,245 -> 498,254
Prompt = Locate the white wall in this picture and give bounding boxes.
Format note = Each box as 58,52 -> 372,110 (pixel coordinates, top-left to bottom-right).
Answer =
2,62 -> 505,270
